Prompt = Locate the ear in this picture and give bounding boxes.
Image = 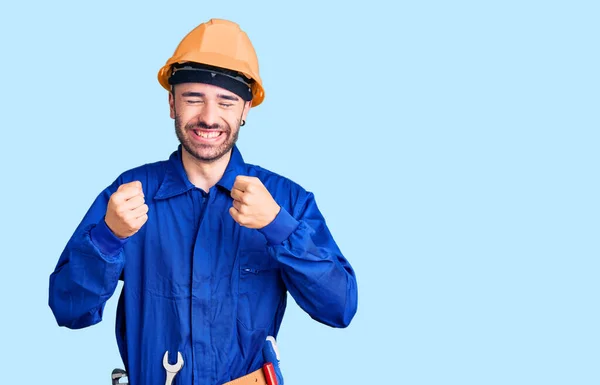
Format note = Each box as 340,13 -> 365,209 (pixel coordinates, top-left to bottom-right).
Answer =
169,91 -> 175,119
241,100 -> 252,121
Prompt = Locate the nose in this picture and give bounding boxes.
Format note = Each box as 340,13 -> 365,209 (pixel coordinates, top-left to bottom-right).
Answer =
198,101 -> 219,127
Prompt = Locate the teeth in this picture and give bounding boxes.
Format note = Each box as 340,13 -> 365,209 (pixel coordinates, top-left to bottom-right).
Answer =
195,130 -> 221,139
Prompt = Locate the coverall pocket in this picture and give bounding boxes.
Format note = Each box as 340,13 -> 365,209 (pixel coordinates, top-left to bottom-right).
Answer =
237,250 -> 284,330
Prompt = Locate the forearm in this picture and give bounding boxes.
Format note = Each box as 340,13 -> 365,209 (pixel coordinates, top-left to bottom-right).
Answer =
49,220 -> 126,328
260,207 -> 358,328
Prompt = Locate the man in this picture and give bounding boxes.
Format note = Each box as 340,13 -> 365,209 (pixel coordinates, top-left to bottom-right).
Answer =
49,18 -> 358,385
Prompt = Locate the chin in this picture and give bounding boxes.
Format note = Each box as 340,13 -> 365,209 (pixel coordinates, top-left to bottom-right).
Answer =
190,146 -> 228,163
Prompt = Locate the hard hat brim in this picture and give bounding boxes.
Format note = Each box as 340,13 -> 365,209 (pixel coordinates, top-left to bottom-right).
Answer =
158,52 -> 264,107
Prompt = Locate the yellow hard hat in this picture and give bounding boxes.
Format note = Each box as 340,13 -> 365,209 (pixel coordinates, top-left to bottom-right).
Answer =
157,18 -> 265,107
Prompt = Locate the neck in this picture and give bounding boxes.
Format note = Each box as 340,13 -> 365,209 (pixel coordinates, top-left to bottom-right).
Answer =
181,148 -> 231,192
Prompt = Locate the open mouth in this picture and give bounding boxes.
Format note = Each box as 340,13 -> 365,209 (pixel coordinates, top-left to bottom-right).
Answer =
191,129 -> 225,142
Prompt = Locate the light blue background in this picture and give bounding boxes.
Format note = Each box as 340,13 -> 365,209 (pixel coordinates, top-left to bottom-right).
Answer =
0,1 -> 598,384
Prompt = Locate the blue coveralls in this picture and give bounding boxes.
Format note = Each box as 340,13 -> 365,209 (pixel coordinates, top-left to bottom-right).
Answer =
49,145 -> 358,385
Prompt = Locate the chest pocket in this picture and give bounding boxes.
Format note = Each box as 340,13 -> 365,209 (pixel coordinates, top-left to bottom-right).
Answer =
237,249 -> 285,330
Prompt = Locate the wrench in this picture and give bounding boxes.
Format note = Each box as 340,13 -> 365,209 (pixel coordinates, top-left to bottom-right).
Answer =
163,351 -> 184,385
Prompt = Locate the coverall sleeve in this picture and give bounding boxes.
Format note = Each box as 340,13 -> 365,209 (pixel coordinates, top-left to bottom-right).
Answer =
258,191 -> 358,328
48,178 -> 128,329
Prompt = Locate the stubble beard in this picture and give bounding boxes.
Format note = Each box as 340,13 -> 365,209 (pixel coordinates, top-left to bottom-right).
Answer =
174,114 -> 240,163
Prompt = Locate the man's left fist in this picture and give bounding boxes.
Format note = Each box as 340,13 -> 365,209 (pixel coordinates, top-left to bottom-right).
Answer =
229,175 -> 280,229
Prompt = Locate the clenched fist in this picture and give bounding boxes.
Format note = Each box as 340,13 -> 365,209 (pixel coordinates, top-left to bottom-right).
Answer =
105,181 -> 149,239
229,176 -> 280,229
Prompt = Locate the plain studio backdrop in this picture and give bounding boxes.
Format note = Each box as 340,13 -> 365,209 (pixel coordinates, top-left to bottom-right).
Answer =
0,1 -> 598,384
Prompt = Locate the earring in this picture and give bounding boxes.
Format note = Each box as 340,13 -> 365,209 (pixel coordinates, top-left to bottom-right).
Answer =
240,120 -> 246,126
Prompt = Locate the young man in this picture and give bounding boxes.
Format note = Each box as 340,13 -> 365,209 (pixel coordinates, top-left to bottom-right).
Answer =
49,18 -> 358,385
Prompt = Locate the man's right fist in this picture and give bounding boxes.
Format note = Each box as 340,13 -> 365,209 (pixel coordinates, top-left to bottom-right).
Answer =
105,181 -> 149,239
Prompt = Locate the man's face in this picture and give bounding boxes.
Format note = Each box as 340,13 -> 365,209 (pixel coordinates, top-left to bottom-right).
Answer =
170,82 -> 251,163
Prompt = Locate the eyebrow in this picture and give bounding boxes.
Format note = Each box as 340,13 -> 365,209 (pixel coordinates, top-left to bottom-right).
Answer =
181,92 -> 205,98
217,94 -> 239,101
181,91 -> 239,101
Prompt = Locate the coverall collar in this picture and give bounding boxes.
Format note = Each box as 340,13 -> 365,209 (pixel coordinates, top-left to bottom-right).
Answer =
154,144 -> 247,200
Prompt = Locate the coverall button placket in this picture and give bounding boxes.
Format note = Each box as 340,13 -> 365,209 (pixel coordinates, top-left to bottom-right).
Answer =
191,187 -> 212,383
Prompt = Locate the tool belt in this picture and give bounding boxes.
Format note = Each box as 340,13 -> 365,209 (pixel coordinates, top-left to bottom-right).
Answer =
223,362 -> 278,385
223,367 -> 267,385
111,362 -> 278,385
